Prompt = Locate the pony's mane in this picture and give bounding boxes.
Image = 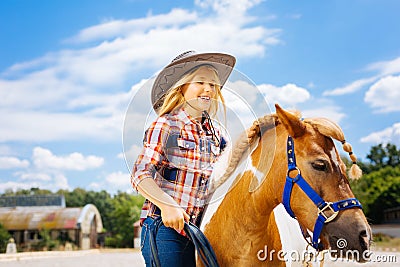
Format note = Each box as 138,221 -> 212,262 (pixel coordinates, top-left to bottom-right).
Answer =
211,113 -> 278,190
303,117 -> 362,179
212,110 -> 362,190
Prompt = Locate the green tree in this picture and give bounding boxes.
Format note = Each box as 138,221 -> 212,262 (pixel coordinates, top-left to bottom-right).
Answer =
0,223 -> 11,253
61,188 -> 87,207
364,143 -> 400,173
106,192 -> 144,247
350,166 -> 400,223
58,189 -> 114,232
85,190 -> 114,232
1,187 -> 52,196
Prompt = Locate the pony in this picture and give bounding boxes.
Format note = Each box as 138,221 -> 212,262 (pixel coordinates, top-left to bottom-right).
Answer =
201,104 -> 372,266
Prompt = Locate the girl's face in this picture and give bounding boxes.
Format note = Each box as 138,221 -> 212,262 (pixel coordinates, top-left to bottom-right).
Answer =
181,67 -> 219,112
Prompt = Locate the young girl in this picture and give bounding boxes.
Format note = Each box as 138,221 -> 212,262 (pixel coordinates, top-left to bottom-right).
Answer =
131,51 -> 235,266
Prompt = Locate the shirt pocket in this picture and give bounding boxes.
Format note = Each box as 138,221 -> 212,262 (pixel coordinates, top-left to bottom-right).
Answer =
165,135 -> 198,171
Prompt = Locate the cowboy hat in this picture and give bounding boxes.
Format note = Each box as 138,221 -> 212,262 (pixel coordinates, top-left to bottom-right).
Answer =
151,50 -> 236,111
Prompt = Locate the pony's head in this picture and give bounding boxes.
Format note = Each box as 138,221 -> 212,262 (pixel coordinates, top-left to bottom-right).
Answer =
273,104 -> 372,259
264,104 -> 371,260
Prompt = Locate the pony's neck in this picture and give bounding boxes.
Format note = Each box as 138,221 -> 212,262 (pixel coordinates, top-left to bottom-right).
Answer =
250,126 -> 287,216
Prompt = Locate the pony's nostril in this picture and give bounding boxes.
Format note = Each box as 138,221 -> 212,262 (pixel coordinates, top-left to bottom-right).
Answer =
359,230 -> 367,237
359,230 -> 370,251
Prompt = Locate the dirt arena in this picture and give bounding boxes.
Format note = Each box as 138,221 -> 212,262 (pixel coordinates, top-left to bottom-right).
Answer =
0,248 -> 398,267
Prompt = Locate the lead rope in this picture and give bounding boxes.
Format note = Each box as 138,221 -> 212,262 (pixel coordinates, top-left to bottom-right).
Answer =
149,217 -> 219,267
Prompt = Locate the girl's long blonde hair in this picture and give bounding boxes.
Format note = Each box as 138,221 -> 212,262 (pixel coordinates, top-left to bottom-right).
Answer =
157,65 -> 226,118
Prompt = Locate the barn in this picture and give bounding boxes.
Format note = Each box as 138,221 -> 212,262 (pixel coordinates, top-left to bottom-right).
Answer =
0,195 -> 103,251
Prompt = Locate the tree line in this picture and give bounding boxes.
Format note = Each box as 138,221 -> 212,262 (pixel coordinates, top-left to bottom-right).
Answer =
350,143 -> 400,224
1,142 -> 399,250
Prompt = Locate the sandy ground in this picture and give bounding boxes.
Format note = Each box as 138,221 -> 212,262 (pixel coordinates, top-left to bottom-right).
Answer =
0,249 -> 145,267
0,248 -> 398,267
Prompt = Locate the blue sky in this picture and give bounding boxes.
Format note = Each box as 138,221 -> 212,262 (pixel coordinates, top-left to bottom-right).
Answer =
1,0 -> 400,194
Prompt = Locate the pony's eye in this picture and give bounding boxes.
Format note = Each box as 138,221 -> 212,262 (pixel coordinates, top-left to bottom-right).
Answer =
312,160 -> 328,172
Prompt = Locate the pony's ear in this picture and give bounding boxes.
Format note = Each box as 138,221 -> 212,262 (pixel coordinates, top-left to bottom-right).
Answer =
275,104 -> 306,138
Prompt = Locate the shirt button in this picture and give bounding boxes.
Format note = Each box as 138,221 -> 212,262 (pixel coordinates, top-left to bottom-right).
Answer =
201,147 -> 205,151
192,215 -> 196,219
201,180 -> 205,184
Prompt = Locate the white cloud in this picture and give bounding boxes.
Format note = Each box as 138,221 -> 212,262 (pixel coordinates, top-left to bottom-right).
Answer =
0,110 -> 123,143
287,14 -> 302,20
0,1 -> 280,145
88,171 -> 132,194
0,146 -> 102,193
105,171 -> 130,187
119,144 -> 143,171
0,145 -> 14,156
195,0 -> 260,14
0,157 -> 30,169
361,122 -> 400,144
259,83 -> 311,107
66,9 -> 198,44
323,56 -> 400,97
302,106 -> 346,124
33,147 -> 104,171
364,75 -> 400,113
0,172 -> 70,192
0,181 -> 40,193
18,172 -> 52,181
323,76 -> 378,96
366,56 -> 400,76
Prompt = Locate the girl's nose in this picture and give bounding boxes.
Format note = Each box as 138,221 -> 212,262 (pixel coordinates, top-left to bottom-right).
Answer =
204,83 -> 214,92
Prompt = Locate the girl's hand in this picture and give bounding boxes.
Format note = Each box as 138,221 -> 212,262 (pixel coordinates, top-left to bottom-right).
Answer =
160,205 -> 190,232
135,178 -> 190,232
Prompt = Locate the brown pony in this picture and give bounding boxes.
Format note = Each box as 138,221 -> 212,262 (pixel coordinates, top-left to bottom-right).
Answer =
202,104 -> 372,266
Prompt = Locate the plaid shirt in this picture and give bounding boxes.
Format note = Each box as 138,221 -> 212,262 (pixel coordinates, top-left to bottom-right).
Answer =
131,107 -> 224,226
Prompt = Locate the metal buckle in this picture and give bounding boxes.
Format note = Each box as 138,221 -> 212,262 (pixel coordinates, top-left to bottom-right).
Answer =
318,202 -> 339,223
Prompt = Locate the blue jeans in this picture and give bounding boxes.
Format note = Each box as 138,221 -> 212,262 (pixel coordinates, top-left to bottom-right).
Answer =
141,217 -> 195,267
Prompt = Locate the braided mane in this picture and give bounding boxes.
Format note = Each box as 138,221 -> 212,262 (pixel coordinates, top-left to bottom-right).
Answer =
303,117 -> 362,179
211,113 -> 278,190
211,111 -> 362,190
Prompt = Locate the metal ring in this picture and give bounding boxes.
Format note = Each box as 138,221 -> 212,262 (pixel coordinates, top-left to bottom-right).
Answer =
287,167 -> 301,178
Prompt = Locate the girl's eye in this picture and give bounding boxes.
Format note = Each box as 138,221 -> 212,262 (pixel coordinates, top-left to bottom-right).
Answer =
197,82 -> 204,85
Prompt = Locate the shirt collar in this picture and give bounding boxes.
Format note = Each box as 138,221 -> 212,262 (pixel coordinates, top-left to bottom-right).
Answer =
173,106 -> 202,127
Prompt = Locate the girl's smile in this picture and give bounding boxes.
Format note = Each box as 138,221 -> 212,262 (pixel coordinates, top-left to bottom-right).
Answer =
181,67 -> 219,118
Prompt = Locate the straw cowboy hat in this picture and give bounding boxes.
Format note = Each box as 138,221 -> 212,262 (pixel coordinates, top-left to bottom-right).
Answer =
151,50 -> 236,111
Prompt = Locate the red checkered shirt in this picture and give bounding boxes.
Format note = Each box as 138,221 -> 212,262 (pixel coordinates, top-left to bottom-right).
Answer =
131,107 -> 224,226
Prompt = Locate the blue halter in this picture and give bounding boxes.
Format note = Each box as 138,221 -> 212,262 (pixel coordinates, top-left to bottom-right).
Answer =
282,136 -> 362,251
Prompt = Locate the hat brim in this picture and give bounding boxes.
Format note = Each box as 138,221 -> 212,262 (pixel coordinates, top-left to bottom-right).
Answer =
151,52 -> 236,111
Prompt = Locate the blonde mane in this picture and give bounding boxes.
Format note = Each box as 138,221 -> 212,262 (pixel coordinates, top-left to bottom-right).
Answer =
211,110 -> 361,190
211,113 -> 278,189
304,117 -> 362,179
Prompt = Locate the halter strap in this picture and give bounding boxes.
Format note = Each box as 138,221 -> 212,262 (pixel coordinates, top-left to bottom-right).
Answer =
282,136 -> 363,250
